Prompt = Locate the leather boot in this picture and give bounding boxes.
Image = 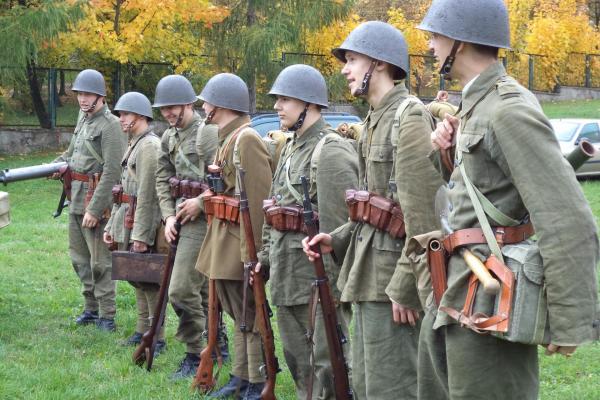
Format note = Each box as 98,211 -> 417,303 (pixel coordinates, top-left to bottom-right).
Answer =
208,374 -> 249,399
170,352 -> 200,380
96,318 -> 116,332
241,382 -> 265,400
120,331 -> 143,346
75,310 -> 98,325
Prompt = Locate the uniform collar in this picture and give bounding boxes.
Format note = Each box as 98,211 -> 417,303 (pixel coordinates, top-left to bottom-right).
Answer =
86,104 -> 108,122
129,126 -> 153,146
178,112 -> 201,134
219,115 -> 251,142
293,117 -> 326,145
459,61 -> 506,118
367,82 -> 409,129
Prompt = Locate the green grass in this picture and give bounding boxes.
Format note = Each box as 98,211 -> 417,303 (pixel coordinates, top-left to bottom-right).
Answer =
2,143 -> 600,398
541,99 -> 600,119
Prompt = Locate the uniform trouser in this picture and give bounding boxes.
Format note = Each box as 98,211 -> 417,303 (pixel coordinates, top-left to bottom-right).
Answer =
277,303 -> 352,400
131,283 -> 165,340
168,219 -> 209,354
352,301 -> 420,400
216,279 -> 265,384
69,213 -> 115,318
418,311 -> 539,400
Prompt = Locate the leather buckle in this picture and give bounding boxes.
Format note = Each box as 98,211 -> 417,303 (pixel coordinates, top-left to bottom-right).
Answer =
494,228 -> 505,247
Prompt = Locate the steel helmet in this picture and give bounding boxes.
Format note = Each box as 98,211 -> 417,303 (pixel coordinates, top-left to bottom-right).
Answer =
152,75 -> 197,107
72,69 -> 106,96
269,64 -> 329,108
114,92 -> 153,120
332,21 -> 409,80
417,0 -> 511,49
198,73 -> 250,114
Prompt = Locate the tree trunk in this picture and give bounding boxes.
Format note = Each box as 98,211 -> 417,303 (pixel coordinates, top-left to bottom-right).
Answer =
58,70 -> 66,96
26,59 -> 51,129
247,1 -> 257,114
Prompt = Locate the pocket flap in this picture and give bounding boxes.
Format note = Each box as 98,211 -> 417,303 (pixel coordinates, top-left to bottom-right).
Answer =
369,144 -> 394,162
457,130 -> 484,153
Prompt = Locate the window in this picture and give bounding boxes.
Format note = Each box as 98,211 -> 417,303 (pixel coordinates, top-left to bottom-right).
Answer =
579,123 -> 600,144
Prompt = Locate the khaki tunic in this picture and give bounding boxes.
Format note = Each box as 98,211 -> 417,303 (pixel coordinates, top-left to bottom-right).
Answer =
55,105 -> 127,217
196,115 -> 272,280
258,117 -> 359,305
105,129 -> 161,245
330,84 -> 442,304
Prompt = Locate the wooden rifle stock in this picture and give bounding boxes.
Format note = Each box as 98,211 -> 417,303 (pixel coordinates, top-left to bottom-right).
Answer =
191,278 -> 223,392
132,221 -> 180,371
237,168 -> 279,400
301,176 -> 353,400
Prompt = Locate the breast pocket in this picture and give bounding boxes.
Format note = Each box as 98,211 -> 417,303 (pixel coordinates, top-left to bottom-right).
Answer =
367,143 -> 394,192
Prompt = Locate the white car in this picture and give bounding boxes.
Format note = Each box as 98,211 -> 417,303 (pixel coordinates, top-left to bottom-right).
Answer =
550,119 -> 600,177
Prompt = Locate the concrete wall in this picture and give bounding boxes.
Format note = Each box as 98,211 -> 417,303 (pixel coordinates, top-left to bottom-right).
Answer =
444,85 -> 600,106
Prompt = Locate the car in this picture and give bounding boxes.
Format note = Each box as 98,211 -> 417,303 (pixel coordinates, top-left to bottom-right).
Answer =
250,112 -> 362,137
550,118 -> 600,177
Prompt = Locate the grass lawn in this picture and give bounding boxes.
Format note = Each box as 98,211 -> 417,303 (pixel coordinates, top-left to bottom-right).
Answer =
541,99 -> 600,119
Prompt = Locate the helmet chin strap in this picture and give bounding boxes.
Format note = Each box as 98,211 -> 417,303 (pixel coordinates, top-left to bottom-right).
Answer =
355,60 -> 378,96
440,40 -> 462,81
125,116 -> 140,133
205,108 -> 217,124
175,105 -> 186,128
288,103 -> 309,132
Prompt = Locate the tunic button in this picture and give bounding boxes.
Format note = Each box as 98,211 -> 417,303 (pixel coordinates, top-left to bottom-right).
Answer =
357,235 -> 362,242
448,181 -> 455,189
276,194 -> 282,201
448,203 -> 453,212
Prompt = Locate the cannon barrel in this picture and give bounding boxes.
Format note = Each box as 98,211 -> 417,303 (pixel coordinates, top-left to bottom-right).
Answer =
567,139 -> 597,172
0,162 -> 67,185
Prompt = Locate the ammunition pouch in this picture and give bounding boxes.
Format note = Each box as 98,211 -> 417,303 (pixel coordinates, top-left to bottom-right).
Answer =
204,194 -> 240,224
426,238 -> 448,307
124,195 -> 137,230
262,198 -> 318,233
345,189 -> 405,239
168,176 -> 209,200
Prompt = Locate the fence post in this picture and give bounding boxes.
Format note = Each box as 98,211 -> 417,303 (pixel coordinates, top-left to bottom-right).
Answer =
112,63 -> 121,106
48,68 -> 57,129
585,54 -> 591,88
528,55 -> 534,91
439,75 -> 445,91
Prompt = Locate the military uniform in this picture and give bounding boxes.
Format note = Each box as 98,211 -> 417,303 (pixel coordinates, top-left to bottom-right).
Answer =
419,61 -> 599,400
196,115 -> 272,384
328,84 -> 442,399
55,105 -> 127,320
155,113 -> 217,355
257,117 -> 358,399
105,128 -> 162,337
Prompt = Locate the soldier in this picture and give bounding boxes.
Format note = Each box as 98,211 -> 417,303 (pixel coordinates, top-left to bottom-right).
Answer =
255,64 -> 358,399
102,92 -> 165,352
420,0 -> 599,399
153,75 -> 218,379
194,73 -> 272,399
53,69 -> 127,332
303,22 -> 443,399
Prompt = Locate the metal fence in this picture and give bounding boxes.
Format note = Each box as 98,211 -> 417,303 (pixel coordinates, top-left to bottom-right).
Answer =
1,51 -> 599,128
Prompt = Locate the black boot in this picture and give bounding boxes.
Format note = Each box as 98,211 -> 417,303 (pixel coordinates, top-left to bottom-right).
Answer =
96,318 -> 116,332
241,382 -> 265,400
120,331 -> 143,346
208,374 -> 249,399
154,340 -> 167,357
170,352 -> 200,380
75,310 -> 98,325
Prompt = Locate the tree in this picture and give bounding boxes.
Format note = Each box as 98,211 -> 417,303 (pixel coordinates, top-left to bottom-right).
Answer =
0,0 -> 83,128
202,0 -> 355,112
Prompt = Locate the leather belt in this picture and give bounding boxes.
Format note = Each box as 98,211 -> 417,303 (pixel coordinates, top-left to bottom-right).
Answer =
443,222 -> 534,253
71,171 -> 90,182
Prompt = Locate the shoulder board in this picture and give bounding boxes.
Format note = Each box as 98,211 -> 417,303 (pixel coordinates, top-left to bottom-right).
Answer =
496,77 -> 521,99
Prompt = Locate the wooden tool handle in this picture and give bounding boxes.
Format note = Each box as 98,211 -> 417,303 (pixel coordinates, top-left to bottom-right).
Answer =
460,249 -> 501,295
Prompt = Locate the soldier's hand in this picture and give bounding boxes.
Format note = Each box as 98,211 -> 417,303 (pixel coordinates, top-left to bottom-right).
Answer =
435,90 -> 449,102
176,198 -> 201,224
545,344 -> 577,358
103,231 -> 113,245
302,233 -> 333,262
49,172 -> 62,180
132,240 -> 148,253
249,262 -> 261,286
431,114 -> 459,151
82,212 -> 99,228
391,301 -> 420,327
164,215 -> 178,243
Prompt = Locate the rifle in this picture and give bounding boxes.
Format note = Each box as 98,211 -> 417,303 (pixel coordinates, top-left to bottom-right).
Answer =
238,168 -> 279,400
191,278 -> 223,392
1,162 -> 70,217
132,221 -> 180,371
301,176 -> 353,400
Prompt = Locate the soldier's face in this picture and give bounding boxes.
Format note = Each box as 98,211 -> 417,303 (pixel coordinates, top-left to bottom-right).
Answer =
77,91 -> 99,112
118,111 -> 137,133
160,105 -> 184,126
273,96 -> 304,130
428,33 -> 454,64
341,51 -> 372,96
